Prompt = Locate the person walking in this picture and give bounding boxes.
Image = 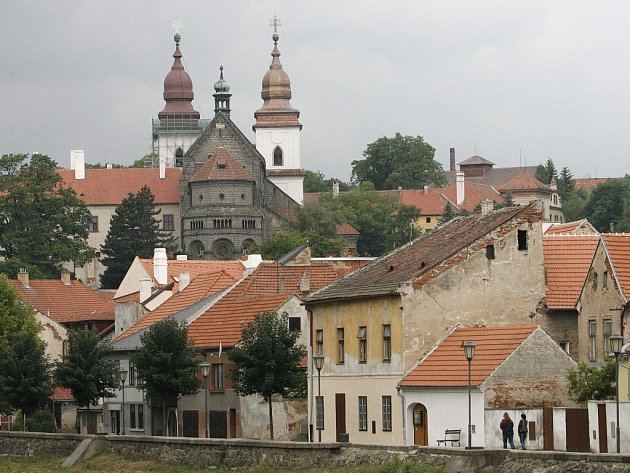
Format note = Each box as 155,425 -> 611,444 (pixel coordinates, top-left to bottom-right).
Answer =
500,412 -> 515,449
518,414 -> 528,450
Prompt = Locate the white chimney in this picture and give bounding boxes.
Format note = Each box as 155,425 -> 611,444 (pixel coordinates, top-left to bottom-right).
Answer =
72,150 -> 85,180
481,199 -> 494,216
153,248 -> 168,285
242,254 -> 263,270
176,254 -> 188,261
423,185 -> 429,194
332,181 -> 339,197
456,172 -> 465,205
178,272 -> 190,292
60,269 -> 71,286
139,277 -> 152,303
159,156 -> 166,179
106,162 -> 112,170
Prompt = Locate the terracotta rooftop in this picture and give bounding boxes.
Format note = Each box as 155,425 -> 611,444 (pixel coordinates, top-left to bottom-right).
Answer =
399,189 -> 449,215
545,219 -> 599,235
307,204 -> 539,304
602,234 -> 630,302
400,325 -> 536,388
57,168 -> 181,205
52,386 -> 74,401
10,279 -> 115,324
336,223 -> 359,236
497,170 -> 550,193
444,166 -> 539,188
574,178 -> 613,192
543,234 -> 600,309
435,182 -> 503,212
191,148 -> 255,182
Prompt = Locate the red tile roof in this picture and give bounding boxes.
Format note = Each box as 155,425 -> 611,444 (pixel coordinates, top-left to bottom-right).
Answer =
543,235 -> 600,309
57,168 -> 181,205
435,182 -> 503,212
191,148 -> 254,182
602,234 -> 630,301
400,325 -> 536,388
498,170 -> 550,193
10,280 -> 115,323
574,178 -> 613,193
399,190 -> 448,215
545,220 -> 599,235
336,223 -> 359,236
52,386 -> 74,401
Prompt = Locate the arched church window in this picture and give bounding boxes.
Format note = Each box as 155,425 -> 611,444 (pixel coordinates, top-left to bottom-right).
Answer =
175,148 -> 184,167
273,146 -> 283,166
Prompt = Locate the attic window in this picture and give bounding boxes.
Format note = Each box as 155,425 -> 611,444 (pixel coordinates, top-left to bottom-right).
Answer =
560,341 -> 570,354
517,230 -> 528,251
217,157 -> 227,169
486,244 -> 495,259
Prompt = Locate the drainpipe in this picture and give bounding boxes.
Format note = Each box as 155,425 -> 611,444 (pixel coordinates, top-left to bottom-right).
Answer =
396,385 -> 407,445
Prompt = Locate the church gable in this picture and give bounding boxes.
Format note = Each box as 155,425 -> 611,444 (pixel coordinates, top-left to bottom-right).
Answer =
191,147 -> 255,183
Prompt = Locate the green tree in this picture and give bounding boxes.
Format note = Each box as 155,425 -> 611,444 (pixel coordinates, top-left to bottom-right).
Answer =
100,185 -> 174,288
55,330 -> 118,420
228,311 -> 306,440
129,152 -> 158,168
0,153 -> 94,277
584,179 -> 629,232
557,167 -> 575,202
535,157 -> 558,185
303,170 -> 349,193
439,201 -> 456,224
567,361 -> 615,404
351,133 -> 446,190
250,231 -> 346,260
85,162 -> 124,169
562,187 -> 588,222
132,319 -> 200,436
0,275 -> 40,350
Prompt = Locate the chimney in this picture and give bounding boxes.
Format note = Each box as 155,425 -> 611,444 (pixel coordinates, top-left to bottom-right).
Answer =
610,222 -> 616,233
159,155 -> 166,179
456,172 -> 465,205
72,150 -> 85,180
299,273 -> 311,293
176,254 -> 188,261
17,269 -> 29,287
423,185 -> 429,194
481,199 -> 494,216
242,254 -> 263,270
139,277 -> 152,303
106,162 -> 113,170
153,248 -> 168,285
332,181 -> 340,197
178,272 -> 191,292
450,148 -> 456,172
60,269 -> 71,286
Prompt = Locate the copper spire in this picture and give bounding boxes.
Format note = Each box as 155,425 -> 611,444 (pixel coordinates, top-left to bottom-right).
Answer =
159,32 -> 200,119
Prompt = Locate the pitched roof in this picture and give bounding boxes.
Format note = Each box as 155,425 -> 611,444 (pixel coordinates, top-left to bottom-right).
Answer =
435,182 -> 503,212
544,219 -> 599,235
136,258 -> 245,291
57,168 -> 181,205
400,325 -> 536,388
444,166 -> 539,188
458,155 -> 495,166
52,386 -> 74,401
543,234 -> 600,309
10,279 -> 115,323
336,223 -> 360,236
497,170 -> 550,193
399,189 -> 449,215
602,233 -> 630,301
190,148 -> 255,182
574,178 -> 612,193
307,204 -> 538,303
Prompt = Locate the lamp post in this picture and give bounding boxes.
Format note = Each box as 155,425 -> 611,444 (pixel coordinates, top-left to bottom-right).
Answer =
313,354 -> 325,443
119,368 -> 128,435
50,375 -> 57,433
200,361 -> 210,438
609,334 -> 623,454
463,341 -> 476,449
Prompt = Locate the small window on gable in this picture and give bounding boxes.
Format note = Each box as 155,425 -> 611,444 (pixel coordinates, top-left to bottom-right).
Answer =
175,148 -> 184,167
517,230 -> 528,251
217,157 -> 227,169
273,146 -> 283,166
603,271 -> 608,289
425,217 -> 431,223
560,341 -> 570,354
593,272 -> 598,291
486,244 -> 495,259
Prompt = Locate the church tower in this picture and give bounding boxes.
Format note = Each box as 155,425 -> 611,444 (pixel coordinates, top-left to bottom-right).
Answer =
152,31 -> 203,170
253,20 -> 305,204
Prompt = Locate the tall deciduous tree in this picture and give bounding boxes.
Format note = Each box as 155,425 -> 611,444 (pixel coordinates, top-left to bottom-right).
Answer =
228,311 -> 306,440
351,133 -> 446,190
303,170 -> 349,193
0,153 -> 94,277
567,361 -> 615,404
132,319 -> 200,436
584,178 -> 630,232
100,185 -> 173,288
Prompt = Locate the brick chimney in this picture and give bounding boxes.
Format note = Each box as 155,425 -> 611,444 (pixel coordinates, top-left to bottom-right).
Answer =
153,248 -> 168,285
450,148 -> 456,172
456,172 -> 465,205
17,269 -> 29,287
481,199 -> 494,216
60,269 -> 71,286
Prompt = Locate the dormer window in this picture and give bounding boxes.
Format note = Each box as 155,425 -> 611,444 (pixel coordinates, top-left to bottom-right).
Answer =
217,157 -> 227,169
273,146 -> 283,166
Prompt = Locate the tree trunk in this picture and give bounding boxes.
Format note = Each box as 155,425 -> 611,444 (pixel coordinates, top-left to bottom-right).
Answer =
268,396 -> 274,440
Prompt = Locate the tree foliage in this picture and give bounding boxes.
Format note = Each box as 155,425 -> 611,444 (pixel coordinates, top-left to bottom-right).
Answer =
584,177 -> 630,232
249,231 -> 346,260
567,361 -> 616,404
129,152 -> 158,168
303,170 -> 349,194
557,167 -> 575,202
0,153 -> 94,277
535,158 -> 558,185
100,185 -> 174,288
55,329 -> 118,410
228,311 -> 306,440
351,133 -> 446,190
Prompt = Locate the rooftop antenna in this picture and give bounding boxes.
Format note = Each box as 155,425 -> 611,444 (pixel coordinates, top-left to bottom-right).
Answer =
519,150 -> 522,169
474,141 -> 477,155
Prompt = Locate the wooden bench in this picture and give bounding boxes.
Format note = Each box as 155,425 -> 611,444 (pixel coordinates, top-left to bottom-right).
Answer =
437,429 -> 462,447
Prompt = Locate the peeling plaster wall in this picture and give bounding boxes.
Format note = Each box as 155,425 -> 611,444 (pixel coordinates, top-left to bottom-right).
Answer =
36,311 -> 69,361
239,395 -> 306,441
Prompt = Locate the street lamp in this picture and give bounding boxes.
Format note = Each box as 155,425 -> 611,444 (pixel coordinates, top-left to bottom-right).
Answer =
609,334 -> 624,454
200,361 -> 210,438
313,354 -> 325,443
463,341 -> 476,449
119,368 -> 128,435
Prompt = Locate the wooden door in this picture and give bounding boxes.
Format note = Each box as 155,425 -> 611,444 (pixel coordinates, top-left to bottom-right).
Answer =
229,409 -> 237,438
86,412 -> 97,434
335,393 -> 346,441
167,410 -> 178,437
413,404 -> 428,446
542,406 -> 554,450
210,410 -> 228,438
598,403 -> 608,453
565,408 -> 589,452
182,410 -> 199,437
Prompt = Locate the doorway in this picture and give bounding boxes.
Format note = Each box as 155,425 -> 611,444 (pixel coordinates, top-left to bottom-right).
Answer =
335,393 -> 346,441
167,410 -> 178,437
413,403 -> 428,446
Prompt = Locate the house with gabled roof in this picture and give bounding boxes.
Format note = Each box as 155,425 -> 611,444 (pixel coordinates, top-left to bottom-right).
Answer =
544,219 -> 598,235
398,325 -> 576,448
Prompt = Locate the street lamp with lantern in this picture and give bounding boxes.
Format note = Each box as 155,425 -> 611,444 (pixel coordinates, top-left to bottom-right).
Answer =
462,341 -> 476,449
200,361 -> 210,438
609,334 -> 624,454
313,354 -> 325,442
119,368 -> 128,435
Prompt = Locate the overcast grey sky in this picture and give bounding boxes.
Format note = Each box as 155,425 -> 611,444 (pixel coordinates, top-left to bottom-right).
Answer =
2,1 -> 629,181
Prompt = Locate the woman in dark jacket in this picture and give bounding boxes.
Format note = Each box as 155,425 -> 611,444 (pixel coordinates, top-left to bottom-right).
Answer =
518,413 -> 528,450
500,412 -> 515,449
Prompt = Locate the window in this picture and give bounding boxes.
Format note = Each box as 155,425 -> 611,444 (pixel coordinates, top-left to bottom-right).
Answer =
382,396 -> 392,431
129,404 -> 144,430
288,317 -> 301,332
588,320 -> 597,361
128,363 -> 136,386
603,271 -> 608,289
425,217 -> 431,223
316,330 -> 323,355
163,214 -> 174,232
89,216 -> 99,232
486,244 -> 495,260
273,146 -> 283,166
517,230 -> 528,251
358,326 -> 367,363
62,340 -> 69,358
175,148 -> 184,167
337,328 -> 345,364
212,364 -> 224,390
358,396 -> 368,431
383,325 -> 391,362
604,319 -> 613,356
593,272 -> 598,291
316,396 -> 324,430
560,341 -> 570,354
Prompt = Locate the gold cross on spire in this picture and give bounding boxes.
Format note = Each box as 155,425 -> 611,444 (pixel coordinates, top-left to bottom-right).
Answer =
269,14 -> 281,34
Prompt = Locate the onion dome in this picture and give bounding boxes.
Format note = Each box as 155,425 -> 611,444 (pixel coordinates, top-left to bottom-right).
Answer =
158,33 -> 200,119
213,65 -> 230,94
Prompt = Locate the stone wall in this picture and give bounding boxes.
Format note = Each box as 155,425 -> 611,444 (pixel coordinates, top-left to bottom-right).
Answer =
0,431 -> 86,457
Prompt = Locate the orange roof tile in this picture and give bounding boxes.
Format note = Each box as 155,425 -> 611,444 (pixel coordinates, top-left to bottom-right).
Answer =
602,234 -> 630,301
543,235 -> 600,309
137,259 -> 245,291
545,219 -> 599,235
435,182 -> 503,212
400,325 -> 536,388
497,170 -> 550,193
336,223 -> 359,236
574,178 -> 613,193
191,148 -> 254,182
52,386 -> 74,401
399,189 -> 448,215
57,168 -> 181,205
10,280 -> 115,324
